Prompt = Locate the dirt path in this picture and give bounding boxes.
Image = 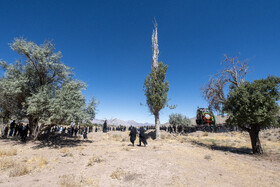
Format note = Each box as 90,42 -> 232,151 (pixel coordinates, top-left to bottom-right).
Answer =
0,131 -> 279,187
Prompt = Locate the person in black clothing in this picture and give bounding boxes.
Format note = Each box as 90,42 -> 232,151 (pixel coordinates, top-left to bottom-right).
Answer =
74,127 -> 78,136
138,127 -> 147,146
18,123 -> 23,137
95,127 -> 98,132
21,124 -> 29,142
3,125 -> 9,138
83,127 -> 88,139
178,125 -> 182,134
14,124 -> 19,136
9,120 -> 16,136
129,127 -> 137,146
103,120 -> 107,133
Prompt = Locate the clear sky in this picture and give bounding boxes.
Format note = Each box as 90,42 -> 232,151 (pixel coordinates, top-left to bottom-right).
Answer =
0,0 -> 279,123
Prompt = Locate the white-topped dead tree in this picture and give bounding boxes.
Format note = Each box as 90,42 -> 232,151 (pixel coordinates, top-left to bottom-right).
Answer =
152,21 -> 159,69
144,21 -> 174,139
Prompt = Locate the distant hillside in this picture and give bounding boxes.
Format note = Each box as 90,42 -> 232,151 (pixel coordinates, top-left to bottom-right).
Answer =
91,115 -> 228,127
91,118 -> 153,127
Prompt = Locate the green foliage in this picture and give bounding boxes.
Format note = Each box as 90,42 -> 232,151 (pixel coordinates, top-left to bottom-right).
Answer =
86,97 -> 99,121
0,38 -> 98,133
169,113 -> 191,127
223,76 -> 280,130
143,62 -> 169,115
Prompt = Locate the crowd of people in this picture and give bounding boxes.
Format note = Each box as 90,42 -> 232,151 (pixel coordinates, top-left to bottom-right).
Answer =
2,120 -> 29,141
1,118 -> 249,144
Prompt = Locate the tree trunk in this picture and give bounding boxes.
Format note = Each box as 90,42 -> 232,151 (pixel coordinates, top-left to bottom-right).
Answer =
155,112 -> 160,139
249,125 -> 263,154
33,123 -> 45,140
28,116 -> 39,140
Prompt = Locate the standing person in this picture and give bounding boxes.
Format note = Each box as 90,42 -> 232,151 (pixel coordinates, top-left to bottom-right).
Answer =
3,125 -> 9,138
9,120 -> 16,136
129,127 -> 137,146
138,127 -> 147,147
13,123 -> 19,136
21,124 -> 29,142
103,120 -> 107,133
83,127 -> 87,139
74,126 -> 78,136
18,123 -> 23,137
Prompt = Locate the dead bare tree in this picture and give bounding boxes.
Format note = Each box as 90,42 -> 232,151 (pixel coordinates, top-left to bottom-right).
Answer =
152,20 -> 159,70
201,54 -> 249,112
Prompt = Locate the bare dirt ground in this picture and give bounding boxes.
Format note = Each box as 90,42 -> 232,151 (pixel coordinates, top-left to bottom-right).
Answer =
0,129 -> 279,187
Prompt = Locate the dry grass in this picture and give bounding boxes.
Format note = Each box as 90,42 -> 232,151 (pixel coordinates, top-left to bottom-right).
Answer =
59,174 -> 98,187
9,163 -> 30,177
0,148 -> 17,157
87,155 -> 103,166
188,129 -> 280,155
26,156 -> 48,167
60,148 -> 70,154
122,147 -> 131,151
202,132 -> 209,137
60,148 -> 73,157
177,136 -> 188,143
110,167 -> 127,180
204,154 -> 212,160
110,134 -> 123,141
123,173 -> 138,182
0,157 -> 14,169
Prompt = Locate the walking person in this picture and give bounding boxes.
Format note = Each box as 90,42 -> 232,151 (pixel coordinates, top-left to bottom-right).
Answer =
129,127 -> 137,146
138,127 -> 147,147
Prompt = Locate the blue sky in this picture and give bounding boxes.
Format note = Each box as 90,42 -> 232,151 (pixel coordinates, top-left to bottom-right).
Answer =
0,0 -> 279,123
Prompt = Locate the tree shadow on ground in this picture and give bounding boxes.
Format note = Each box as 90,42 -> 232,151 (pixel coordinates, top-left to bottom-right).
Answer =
190,140 -> 252,155
32,132 -> 93,149
0,136 -> 30,145
1,133 -> 92,149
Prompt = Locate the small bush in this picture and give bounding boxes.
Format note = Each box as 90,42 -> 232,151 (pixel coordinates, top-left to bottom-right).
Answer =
60,148 -> 70,154
202,132 -> 208,137
9,164 -> 30,177
0,148 -> 17,157
0,158 -> 14,169
204,155 -> 211,160
59,174 -> 97,187
87,155 -> 103,166
110,134 -> 122,141
110,168 -> 126,180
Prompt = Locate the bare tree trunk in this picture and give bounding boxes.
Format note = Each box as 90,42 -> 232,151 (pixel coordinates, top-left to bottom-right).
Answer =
28,116 -> 39,139
33,123 -> 44,140
249,125 -> 263,154
155,112 -> 160,139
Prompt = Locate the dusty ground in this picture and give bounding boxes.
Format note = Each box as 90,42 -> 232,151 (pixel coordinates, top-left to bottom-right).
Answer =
0,129 -> 279,187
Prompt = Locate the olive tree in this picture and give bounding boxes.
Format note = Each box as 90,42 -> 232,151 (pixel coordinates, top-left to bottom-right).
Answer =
223,76 -> 280,154
0,38 -> 97,139
169,113 -> 191,128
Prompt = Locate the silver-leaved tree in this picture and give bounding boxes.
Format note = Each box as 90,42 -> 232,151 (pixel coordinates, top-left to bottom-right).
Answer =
0,38 -> 97,139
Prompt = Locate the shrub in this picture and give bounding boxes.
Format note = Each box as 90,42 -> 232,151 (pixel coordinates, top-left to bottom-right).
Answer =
9,164 -> 30,177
